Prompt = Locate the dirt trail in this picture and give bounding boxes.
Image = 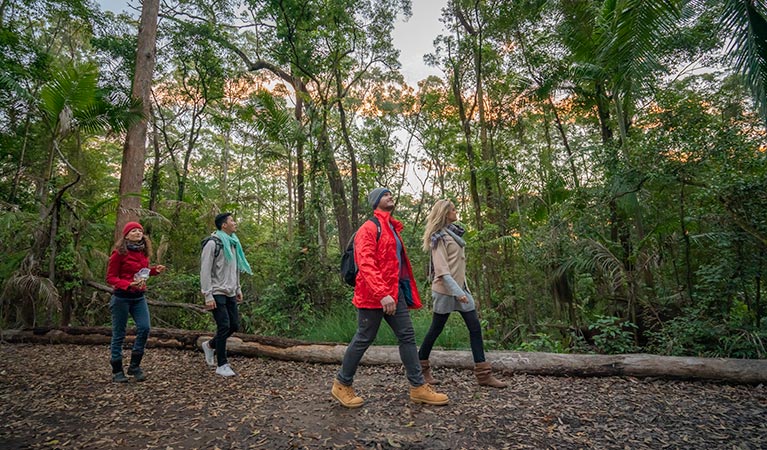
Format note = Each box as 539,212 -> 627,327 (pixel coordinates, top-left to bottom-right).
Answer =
0,343 -> 764,449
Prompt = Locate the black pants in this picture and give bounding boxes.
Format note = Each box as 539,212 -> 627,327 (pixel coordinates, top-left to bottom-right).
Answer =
211,294 -> 239,366
418,309 -> 486,363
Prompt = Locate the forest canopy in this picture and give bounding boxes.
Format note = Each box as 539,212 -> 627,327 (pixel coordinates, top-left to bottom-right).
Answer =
1,0 -> 766,359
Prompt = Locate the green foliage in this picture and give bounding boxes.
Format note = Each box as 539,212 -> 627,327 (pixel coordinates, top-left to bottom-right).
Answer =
719,327 -> 767,359
2,0 -> 766,361
645,306 -> 767,358
300,303 -> 475,350
148,271 -> 210,331
232,235 -> 349,336
242,282 -> 314,336
719,0 -> 767,120
588,315 -> 638,354
516,332 -> 568,353
298,298 -> 357,343
54,244 -> 81,292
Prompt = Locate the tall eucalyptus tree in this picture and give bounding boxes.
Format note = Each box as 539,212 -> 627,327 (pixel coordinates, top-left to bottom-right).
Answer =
0,0 -> 143,326
431,29 -> 484,229
116,0 -> 159,238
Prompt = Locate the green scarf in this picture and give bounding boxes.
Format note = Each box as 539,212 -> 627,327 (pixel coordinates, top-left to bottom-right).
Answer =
215,230 -> 253,275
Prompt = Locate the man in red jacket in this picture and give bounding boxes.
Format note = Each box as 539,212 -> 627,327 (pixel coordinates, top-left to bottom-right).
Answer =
331,188 -> 449,408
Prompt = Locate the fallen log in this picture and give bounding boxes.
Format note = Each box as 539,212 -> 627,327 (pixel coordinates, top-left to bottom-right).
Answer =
84,280 -> 207,314
2,326 -> 765,384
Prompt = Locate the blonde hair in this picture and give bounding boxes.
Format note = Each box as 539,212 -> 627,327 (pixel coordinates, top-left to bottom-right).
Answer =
422,199 -> 454,252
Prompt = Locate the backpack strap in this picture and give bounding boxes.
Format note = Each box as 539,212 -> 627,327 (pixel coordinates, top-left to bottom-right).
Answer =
202,235 -> 223,259
369,216 -> 381,242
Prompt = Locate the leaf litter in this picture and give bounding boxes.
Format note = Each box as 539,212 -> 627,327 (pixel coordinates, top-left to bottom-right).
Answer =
0,343 -> 764,449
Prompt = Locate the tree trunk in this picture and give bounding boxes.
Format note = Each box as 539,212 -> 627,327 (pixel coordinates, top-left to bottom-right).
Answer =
595,80 -> 613,145
8,114 -> 32,203
450,65 -> 482,230
319,108 -> 352,252
757,251 -> 763,326
472,6 -> 496,222
334,69 -> 359,230
680,184 -> 693,301
59,289 -> 73,326
177,105 -> 204,205
148,106 -> 162,212
548,95 -> 579,189
294,78 -> 306,238
116,0 -> 159,238
4,327 -> 766,384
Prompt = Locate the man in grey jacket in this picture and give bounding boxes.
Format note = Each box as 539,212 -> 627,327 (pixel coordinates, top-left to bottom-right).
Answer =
200,212 -> 252,377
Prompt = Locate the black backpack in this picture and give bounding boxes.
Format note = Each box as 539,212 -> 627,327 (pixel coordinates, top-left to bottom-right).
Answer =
201,235 -> 223,259
340,217 -> 381,286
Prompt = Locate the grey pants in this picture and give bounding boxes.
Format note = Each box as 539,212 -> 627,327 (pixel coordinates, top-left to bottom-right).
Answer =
337,298 -> 424,387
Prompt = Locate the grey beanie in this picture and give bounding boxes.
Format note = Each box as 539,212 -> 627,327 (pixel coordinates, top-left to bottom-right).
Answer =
367,187 -> 391,210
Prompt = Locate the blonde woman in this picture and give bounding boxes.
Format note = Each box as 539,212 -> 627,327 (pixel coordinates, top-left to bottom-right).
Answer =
418,199 -> 506,388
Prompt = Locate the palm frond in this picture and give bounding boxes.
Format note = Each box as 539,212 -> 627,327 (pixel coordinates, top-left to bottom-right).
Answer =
558,0 -> 601,61
0,72 -> 34,103
1,271 -> 61,315
251,90 -> 298,147
85,196 -> 120,220
39,64 -> 100,127
104,94 -> 144,133
76,103 -> 113,135
580,238 -> 628,294
600,0 -> 683,91
490,234 -> 519,246
720,0 -> 767,120
115,207 -> 172,226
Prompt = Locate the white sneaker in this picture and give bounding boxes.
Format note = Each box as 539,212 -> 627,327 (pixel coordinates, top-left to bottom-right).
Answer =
202,340 -> 216,367
215,363 -> 236,377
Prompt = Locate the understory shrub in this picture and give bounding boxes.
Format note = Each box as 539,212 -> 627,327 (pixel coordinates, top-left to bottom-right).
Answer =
645,306 -> 767,358
587,315 -> 638,354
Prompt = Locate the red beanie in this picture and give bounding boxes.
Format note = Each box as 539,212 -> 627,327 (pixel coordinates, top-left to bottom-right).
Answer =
122,221 -> 143,236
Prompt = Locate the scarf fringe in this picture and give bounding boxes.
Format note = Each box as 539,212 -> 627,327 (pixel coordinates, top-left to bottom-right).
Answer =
214,230 -> 253,274
430,223 -> 466,249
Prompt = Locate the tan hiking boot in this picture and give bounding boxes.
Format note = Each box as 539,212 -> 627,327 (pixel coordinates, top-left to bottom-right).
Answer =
410,383 -> 449,405
331,379 -> 364,408
474,361 -> 508,388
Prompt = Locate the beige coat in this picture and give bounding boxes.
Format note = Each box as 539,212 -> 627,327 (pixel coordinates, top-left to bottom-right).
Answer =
431,233 -> 467,295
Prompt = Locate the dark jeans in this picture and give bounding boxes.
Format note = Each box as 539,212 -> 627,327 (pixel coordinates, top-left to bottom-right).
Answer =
211,294 -> 239,367
337,298 -> 424,387
418,309 -> 486,363
110,295 -> 151,361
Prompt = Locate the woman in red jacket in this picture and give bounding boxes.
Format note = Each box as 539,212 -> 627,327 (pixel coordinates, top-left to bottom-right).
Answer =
106,222 -> 165,382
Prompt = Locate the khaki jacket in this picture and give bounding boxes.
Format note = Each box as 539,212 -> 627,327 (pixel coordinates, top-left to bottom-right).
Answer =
431,233 -> 466,295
